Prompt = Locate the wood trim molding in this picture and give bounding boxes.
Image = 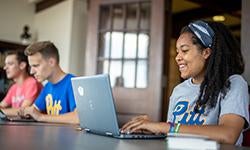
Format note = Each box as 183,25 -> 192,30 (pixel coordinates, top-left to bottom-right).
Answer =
35,0 -> 65,13
0,40 -> 27,52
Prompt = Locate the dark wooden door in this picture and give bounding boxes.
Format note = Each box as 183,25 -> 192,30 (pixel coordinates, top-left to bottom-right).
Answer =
85,0 -> 166,124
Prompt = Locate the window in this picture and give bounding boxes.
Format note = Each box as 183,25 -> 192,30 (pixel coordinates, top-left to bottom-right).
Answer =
97,2 -> 151,88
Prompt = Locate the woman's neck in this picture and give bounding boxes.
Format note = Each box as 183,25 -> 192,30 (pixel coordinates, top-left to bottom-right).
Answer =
192,70 -> 205,84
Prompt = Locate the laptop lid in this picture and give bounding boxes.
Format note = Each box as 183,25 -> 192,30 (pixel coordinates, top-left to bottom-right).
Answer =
71,74 -> 120,136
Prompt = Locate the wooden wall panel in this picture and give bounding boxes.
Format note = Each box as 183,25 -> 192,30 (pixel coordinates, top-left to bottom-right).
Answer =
242,0 -> 250,85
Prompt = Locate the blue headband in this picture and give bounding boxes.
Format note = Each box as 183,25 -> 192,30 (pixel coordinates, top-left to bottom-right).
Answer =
188,20 -> 215,48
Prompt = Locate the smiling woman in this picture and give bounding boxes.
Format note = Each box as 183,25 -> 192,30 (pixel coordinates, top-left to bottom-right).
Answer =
121,20 -> 249,146
175,32 -> 210,84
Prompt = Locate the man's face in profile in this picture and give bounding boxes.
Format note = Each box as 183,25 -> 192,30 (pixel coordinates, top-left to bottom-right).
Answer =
28,52 -> 53,83
4,54 -> 22,80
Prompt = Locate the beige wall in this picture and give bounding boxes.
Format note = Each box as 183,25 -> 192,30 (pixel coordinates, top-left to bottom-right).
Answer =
69,0 -> 87,76
34,0 -> 87,76
0,0 -> 35,43
34,0 -> 73,73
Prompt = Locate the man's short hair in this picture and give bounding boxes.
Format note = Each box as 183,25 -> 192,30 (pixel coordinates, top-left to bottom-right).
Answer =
24,41 -> 60,63
6,50 -> 28,64
6,50 -> 29,72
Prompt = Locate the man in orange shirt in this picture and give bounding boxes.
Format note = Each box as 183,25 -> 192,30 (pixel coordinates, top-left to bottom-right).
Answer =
0,51 -> 42,116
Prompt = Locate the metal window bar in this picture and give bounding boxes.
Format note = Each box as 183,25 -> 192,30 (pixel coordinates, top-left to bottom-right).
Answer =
108,5 -> 114,74
120,4 -> 127,84
134,2 -> 141,88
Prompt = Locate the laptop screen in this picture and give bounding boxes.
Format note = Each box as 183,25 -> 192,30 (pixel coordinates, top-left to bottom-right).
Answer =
71,74 -> 120,136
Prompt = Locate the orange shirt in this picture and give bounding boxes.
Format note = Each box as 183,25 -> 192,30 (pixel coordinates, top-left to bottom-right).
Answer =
3,76 -> 43,108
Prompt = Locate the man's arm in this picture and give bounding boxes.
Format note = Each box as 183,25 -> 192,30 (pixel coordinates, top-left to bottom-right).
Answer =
0,99 -> 34,116
0,101 -> 17,116
0,101 -> 9,108
21,105 -> 79,124
1,108 -> 18,116
39,110 -> 80,124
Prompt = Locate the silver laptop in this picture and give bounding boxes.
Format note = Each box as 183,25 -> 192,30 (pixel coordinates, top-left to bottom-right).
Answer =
71,74 -> 166,139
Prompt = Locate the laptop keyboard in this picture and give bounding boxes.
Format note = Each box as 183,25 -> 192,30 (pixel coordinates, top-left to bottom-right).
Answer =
118,131 -> 166,139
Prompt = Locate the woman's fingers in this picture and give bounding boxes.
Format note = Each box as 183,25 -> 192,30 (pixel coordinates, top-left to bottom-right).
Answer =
121,118 -> 150,133
121,115 -> 151,133
121,120 -> 138,132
